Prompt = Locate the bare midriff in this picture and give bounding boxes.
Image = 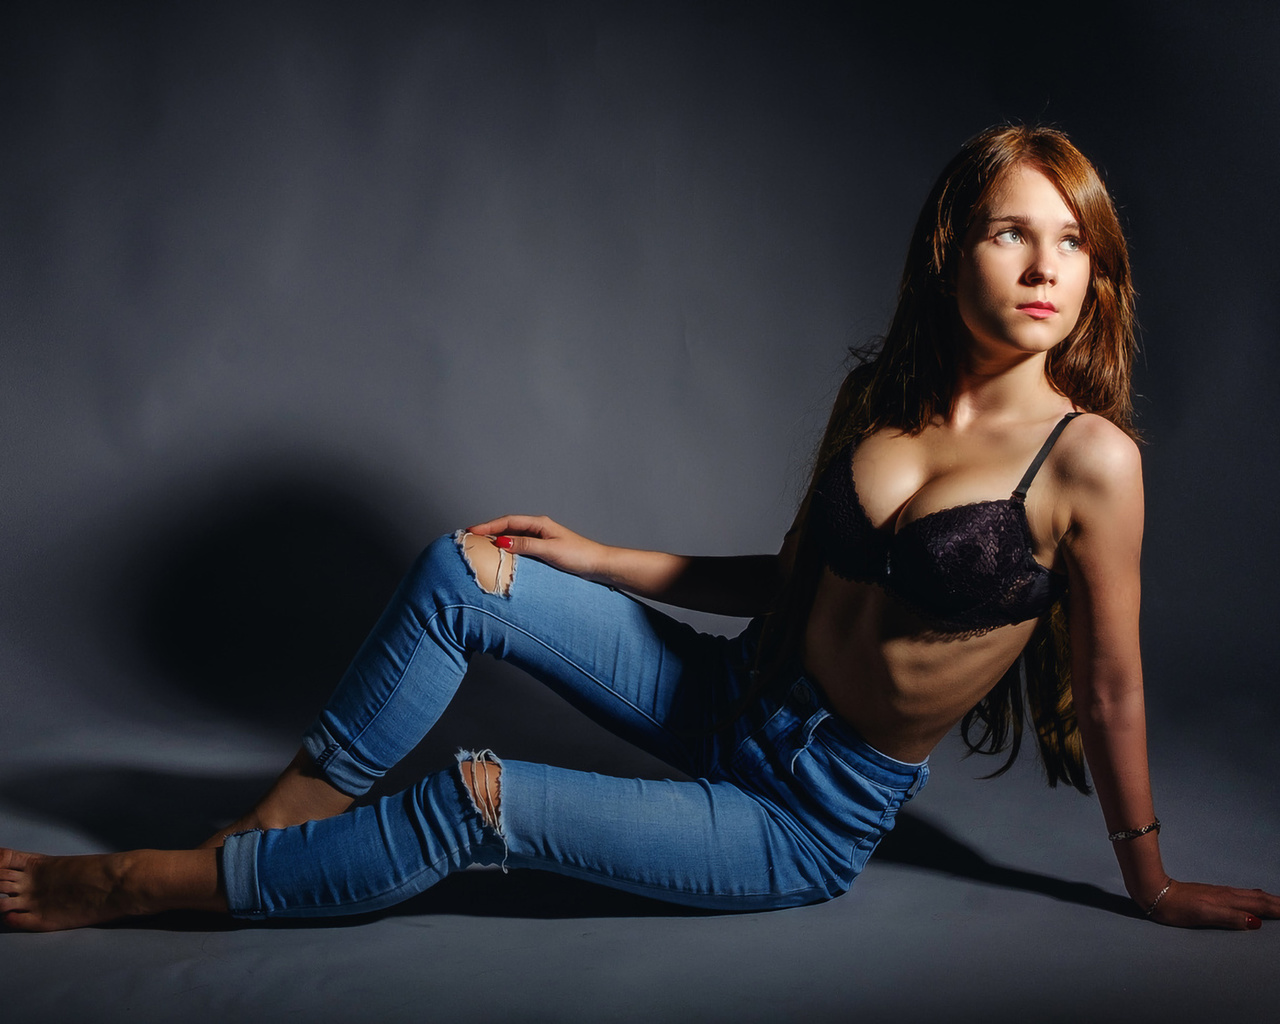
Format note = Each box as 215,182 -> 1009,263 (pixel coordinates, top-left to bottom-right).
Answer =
802,568 -> 1040,764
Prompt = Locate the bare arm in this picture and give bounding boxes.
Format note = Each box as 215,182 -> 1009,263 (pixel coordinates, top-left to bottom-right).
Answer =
1062,421 -> 1279,928
466,514 -> 792,617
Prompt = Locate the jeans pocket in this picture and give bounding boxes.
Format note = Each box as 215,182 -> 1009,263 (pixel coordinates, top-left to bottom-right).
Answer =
797,736 -> 900,832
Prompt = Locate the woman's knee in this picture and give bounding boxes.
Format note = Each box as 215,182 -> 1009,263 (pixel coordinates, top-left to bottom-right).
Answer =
406,532 -> 515,602
453,531 -> 515,597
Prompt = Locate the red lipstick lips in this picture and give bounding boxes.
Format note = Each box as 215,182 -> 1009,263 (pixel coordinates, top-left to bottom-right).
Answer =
1018,301 -> 1057,320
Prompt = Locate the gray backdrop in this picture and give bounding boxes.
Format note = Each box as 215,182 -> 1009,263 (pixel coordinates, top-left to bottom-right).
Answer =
3,2 -> 1278,1022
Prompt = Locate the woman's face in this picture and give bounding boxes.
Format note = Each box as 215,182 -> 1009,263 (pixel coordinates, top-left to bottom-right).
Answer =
954,164 -> 1091,360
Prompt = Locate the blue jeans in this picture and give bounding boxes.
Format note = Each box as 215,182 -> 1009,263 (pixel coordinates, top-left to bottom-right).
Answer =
221,533 -> 928,918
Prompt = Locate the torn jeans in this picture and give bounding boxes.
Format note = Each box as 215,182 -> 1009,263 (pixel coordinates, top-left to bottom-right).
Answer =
221,532 -> 928,919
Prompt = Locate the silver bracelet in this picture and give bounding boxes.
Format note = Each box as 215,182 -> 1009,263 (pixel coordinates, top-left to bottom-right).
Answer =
1144,878 -> 1174,917
1108,818 -> 1160,842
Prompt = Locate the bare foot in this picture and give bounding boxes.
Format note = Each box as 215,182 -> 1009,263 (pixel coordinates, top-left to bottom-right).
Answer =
0,846 -> 224,932
199,748 -> 354,849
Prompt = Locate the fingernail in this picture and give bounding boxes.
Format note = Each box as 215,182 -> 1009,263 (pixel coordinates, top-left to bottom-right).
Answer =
1245,914 -> 1262,930
494,536 -> 513,550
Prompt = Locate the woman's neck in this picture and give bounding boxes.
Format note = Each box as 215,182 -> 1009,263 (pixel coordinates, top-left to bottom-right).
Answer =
947,351 -> 1067,428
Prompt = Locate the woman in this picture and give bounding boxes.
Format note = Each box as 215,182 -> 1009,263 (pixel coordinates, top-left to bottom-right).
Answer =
2,125 -> 1276,932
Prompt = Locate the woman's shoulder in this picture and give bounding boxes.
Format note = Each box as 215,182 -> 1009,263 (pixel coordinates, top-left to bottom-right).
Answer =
1052,412 -> 1144,512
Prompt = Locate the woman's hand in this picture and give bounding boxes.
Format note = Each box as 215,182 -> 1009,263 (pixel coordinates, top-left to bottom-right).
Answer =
466,515 -> 609,580
1144,879 -> 1280,930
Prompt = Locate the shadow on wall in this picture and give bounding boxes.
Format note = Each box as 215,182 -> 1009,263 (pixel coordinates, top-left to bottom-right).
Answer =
44,453 -> 683,779
120,465 -> 424,734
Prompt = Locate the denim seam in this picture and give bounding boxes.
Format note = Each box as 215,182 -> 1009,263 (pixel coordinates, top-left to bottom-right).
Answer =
265,782 -> 479,917
335,588 -> 475,766
731,787 -> 848,898
727,701 -> 789,767
521,785 -> 823,902
789,710 -> 830,774
341,624 -> 437,760
846,767 -> 914,874
325,596 -> 693,788
326,533 -> 701,779
521,860 -> 820,903
434,602 -> 685,744
276,846 -> 465,916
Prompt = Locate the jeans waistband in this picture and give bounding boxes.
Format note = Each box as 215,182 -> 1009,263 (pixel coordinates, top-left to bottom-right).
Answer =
779,675 -> 928,789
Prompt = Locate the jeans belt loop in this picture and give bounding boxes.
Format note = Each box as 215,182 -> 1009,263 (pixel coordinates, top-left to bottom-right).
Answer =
803,708 -> 829,743
787,709 -> 828,773
906,764 -> 927,798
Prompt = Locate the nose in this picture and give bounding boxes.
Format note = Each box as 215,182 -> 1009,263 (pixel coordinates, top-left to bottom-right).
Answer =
1024,246 -> 1058,286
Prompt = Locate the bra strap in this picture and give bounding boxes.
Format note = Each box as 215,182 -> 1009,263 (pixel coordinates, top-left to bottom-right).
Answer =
1012,412 -> 1082,500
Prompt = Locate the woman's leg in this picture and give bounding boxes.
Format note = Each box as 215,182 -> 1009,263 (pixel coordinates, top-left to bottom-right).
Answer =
219,672 -> 931,920
207,531 -> 739,843
0,758 -> 816,930
221,757 -> 844,920
305,531 -> 737,789
4,626 -> 927,928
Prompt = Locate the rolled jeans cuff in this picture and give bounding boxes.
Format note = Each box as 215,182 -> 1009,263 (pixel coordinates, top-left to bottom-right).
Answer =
302,718 -> 382,798
221,830 -> 266,920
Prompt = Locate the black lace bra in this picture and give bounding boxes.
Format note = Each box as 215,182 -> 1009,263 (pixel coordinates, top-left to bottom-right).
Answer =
809,413 -> 1080,634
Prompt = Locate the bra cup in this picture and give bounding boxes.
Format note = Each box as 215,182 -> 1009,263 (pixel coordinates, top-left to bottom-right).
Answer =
811,440 -> 1069,633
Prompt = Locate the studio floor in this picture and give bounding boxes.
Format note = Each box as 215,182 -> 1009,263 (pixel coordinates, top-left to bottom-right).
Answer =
3,646 -> 1277,1024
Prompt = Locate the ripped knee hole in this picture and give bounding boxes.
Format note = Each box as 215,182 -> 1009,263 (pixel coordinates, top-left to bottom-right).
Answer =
459,758 -> 502,832
455,530 -> 516,597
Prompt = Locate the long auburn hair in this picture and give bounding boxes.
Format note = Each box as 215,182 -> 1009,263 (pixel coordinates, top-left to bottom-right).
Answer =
762,125 -> 1138,795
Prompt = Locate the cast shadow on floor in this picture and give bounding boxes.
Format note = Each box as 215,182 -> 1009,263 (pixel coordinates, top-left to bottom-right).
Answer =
0,764 -> 1135,930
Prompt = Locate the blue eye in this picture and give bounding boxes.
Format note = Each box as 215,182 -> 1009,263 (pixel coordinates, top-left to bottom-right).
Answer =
995,228 -> 1022,243
1060,236 -> 1083,252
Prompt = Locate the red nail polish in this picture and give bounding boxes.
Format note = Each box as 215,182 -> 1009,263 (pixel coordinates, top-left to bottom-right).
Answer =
494,536 -> 513,550
1245,914 -> 1262,930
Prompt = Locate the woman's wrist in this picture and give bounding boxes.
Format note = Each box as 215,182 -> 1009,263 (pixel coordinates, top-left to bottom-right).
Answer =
1125,866 -> 1173,907
1123,863 -> 1171,900
1137,877 -> 1175,917
1110,829 -> 1169,906
589,543 -> 625,586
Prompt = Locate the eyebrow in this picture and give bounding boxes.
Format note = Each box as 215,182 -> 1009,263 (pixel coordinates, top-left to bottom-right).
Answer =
986,213 -> 1081,232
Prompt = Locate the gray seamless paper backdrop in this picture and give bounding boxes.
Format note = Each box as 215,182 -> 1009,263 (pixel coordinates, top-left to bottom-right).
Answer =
1,0 -> 1277,897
